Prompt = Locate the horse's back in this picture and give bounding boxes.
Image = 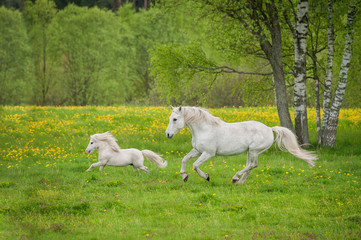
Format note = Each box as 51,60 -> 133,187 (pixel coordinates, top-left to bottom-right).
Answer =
215,120 -> 274,155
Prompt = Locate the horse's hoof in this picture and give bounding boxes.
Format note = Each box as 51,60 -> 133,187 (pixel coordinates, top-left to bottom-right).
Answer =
232,179 -> 239,184
206,174 -> 210,181
183,175 -> 189,183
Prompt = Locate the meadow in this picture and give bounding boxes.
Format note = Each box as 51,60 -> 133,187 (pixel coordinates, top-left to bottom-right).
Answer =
0,106 -> 360,239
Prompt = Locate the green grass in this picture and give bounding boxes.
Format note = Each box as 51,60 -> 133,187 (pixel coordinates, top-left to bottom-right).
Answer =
1,106 -> 360,239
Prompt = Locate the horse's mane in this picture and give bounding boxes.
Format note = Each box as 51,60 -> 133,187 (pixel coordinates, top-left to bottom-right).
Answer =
91,132 -> 121,152
179,106 -> 222,126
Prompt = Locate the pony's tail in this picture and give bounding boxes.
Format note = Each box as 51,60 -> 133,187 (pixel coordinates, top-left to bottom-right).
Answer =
272,126 -> 317,167
141,150 -> 168,168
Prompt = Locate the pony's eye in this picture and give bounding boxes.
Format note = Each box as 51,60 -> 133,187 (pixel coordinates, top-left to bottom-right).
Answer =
173,118 -> 177,122
91,142 -> 93,144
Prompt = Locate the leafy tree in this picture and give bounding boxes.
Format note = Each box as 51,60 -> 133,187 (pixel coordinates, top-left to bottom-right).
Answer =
150,42 -> 217,104
151,0 -> 296,130
0,7 -> 33,105
48,4 -> 131,105
23,0 -> 57,105
119,3 -> 191,104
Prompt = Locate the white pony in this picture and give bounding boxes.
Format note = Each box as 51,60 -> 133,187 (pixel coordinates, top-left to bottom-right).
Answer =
85,132 -> 167,173
165,106 -> 317,184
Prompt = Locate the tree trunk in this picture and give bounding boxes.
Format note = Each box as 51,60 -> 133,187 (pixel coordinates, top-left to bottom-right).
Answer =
314,61 -> 321,144
293,0 -> 309,145
309,22 -> 321,144
322,0 -> 356,147
262,3 -> 294,131
321,0 -> 335,145
262,40 -> 294,131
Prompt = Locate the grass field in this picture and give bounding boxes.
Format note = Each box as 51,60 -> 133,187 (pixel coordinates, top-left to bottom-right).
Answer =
1,106 -> 360,239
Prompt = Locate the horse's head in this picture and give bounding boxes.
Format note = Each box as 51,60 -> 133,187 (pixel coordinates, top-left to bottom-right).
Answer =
165,106 -> 185,139
85,135 -> 98,154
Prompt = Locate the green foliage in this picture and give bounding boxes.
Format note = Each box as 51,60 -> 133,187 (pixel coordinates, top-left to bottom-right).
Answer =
0,106 -> 360,239
48,4 -> 130,105
23,0 -> 57,105
0,7 -> 33,105
7,1 -> 187,106
116,4 -> 187,103
149,0 -> 280,106
150,42 -> 217,104
1,0 -> 361,107
150,0 -> 361,108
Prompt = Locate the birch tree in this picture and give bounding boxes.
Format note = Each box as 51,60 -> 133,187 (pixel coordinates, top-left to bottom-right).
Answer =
320,0 -> 335,145
322,0 -> 357,147
307,1 -> 327,145
292,0 -> 310,145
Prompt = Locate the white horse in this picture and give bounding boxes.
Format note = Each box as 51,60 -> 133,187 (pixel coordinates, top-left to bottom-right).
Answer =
165,106 -> 317,184
85,132 -> 167,173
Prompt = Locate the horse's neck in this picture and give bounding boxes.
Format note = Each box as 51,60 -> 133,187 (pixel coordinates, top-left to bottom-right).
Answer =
187,122 -> 214,138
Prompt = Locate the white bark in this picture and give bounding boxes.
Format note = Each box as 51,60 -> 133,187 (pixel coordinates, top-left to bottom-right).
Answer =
321,0 -> 335,144
294,0 -> 309,145
322,0 -> 356,147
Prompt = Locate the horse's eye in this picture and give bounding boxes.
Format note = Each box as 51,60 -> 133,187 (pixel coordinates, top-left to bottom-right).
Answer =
91,142 -> 93,144
173,118 -> 177,122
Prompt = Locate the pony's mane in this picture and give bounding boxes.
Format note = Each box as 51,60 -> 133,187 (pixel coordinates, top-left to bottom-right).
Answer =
91,132 -> 121,152
179,106 -> 222,126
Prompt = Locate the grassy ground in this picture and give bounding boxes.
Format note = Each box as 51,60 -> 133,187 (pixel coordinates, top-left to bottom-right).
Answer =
0,106 -> 360,239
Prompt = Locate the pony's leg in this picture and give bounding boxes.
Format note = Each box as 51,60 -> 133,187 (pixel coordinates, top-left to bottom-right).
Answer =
232,151 -> 259,184
139,166 -> 149,173
193,152 -> 214,181
86,162 -> 105,172
180,148 -> 200,182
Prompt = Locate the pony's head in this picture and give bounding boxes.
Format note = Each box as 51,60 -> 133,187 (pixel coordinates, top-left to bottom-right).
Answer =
85,131 -> 120,153
165,106 -> 186,139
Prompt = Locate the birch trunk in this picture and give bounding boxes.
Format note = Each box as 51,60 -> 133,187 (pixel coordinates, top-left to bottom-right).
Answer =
321,0 -> 335,145
322,0 -> 356,147
293,0 -> 309,145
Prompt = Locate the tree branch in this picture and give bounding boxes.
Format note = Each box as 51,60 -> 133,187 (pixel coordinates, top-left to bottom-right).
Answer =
191,65 -> 273,76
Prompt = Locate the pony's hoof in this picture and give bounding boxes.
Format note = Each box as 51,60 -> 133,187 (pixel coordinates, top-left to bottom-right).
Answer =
206,174 -> 210,181
232,179 -> 239,184
183,175 -> 189,183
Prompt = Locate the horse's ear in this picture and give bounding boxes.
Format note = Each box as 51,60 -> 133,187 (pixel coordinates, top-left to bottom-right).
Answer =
179,106 -> 182,111
170,105 -> 174,110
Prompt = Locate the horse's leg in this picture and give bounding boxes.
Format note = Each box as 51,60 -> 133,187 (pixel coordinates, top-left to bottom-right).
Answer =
86,162 -> 105,172
180,148 -> 200,182
193,152 -> 214,181
232,151 -> 259,184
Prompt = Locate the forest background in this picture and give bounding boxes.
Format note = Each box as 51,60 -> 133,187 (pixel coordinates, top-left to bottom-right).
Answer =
1,0 -> 360,108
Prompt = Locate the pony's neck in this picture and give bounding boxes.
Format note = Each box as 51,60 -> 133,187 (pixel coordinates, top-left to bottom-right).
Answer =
97,141 -> 118,157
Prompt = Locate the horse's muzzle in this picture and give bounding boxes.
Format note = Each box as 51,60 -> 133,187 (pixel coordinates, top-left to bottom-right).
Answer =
166,133 -> 173,139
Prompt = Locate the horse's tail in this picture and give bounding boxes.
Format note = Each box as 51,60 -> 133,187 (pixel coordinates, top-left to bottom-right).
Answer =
141,150 -> 168,168
272,126 -> 317,167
